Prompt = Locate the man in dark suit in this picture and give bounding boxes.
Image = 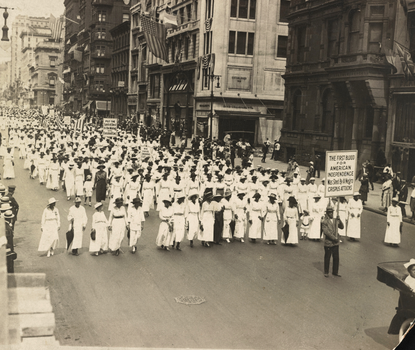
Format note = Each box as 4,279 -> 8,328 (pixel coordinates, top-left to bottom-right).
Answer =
398,179 -> 409,218
322,206 -> 344,278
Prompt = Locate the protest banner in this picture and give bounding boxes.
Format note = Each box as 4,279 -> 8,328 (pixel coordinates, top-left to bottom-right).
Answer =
103,118 -> 118,138
325,150 -> 358,198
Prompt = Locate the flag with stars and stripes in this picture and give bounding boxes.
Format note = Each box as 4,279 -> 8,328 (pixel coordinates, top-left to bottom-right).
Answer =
140,15 -> 168,62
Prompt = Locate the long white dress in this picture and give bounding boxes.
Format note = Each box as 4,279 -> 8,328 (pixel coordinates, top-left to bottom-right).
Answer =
199,201 -> 217,242
308,199 -> 325,239
248,200 -> 265,239
38,207 -> 60,252
222,198 -> 233,240
263,201 -> 280,241
67,205 -> 88,250
3,152 -> 15,179
186,201 -> 200,241
384,205 -> 402,244
141,180 -> 155,212
282,206 -> 299,244
89,211 -> 109,252
172,201 -> 186,244
108,206 -> 127,251
156,205 -> 174,247
233,197 -> 247,239
346,199 -> 363,239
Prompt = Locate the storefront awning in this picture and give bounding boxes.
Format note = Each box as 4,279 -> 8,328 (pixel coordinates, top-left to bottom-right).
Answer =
82,100 -> 93,110
96,100 -> 111,111
215,110 -> 263,118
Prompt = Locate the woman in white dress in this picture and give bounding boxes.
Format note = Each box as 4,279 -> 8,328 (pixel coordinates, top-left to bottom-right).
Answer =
38,198 -> 60,257
89,202 -> 109,255
156,199 -> 174,250
199,192 -> 217,247
108,197 -> 127,256
248,192 -> 265,242
263,193 -> 280,245
141,173 -> 155,216
46,157 -> 60,191
308,194 -> 325,240
3,147 -> 15,179
384,197 -> 402,247
282,196 -> 299,245
346,192 -> 363,241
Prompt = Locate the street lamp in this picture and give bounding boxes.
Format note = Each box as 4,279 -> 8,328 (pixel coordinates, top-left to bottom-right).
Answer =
209,74 -> 221,139
0,7 -> 13,41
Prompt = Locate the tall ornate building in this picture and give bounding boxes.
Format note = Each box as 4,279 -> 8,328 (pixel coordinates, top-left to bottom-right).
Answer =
128,0 -> 288,144
281,0 -> 415,182
63,0 -> 130,116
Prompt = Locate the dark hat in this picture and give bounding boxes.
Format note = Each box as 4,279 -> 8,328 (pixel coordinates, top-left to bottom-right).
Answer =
115,197 -> 123,204
326,205 -> 335,212
132,197 -> 142,204
8,185 -> 16,191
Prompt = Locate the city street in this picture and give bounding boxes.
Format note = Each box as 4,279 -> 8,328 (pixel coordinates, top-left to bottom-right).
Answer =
9,155 -> 412,350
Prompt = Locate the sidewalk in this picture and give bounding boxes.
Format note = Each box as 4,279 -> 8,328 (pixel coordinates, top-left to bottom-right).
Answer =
236,154 -> 415,225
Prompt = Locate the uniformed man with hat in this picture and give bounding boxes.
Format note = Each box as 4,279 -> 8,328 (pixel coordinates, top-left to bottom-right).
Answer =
6,185 -> 18,230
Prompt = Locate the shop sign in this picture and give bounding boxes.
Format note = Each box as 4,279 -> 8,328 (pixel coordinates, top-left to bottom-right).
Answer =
227,68 -> 251,91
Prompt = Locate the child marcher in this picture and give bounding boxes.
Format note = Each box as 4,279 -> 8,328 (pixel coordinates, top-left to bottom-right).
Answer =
300,210 -> 312,240
84,174 -> 93,207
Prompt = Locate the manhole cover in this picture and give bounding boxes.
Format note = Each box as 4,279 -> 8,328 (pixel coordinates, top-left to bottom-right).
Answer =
175,295 -> 206,305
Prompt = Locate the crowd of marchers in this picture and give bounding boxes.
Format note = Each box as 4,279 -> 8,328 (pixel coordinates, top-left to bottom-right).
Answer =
0,108 -> 406,275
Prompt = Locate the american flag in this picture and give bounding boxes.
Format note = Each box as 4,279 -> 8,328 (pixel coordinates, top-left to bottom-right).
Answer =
140,15 -> 168,62
202,54 -> 210,68
49,14 -> 64,42
205,18 -> 212,32
75,115 -> 85,132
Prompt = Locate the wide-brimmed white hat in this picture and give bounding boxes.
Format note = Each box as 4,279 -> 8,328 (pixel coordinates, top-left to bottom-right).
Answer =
48,198 -> 58,205
404,259 -> 415,269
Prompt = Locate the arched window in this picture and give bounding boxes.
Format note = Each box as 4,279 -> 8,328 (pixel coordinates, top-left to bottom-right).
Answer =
321,89 -> 334,133
348,10 -> 361,54
292,89 -> 302,131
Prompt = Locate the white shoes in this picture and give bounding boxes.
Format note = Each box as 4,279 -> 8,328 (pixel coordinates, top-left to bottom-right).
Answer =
241,238 -> 245,243
47,250 -> 51,258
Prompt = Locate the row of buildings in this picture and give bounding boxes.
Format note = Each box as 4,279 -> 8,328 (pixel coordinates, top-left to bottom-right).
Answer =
2,0 -> 415,182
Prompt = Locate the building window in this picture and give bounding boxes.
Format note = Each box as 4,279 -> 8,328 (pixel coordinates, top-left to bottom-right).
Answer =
277,35 -> 287,58
94,80 -> 104,91
133,13 -> 139,27
296,26 -> 307,63
96,29 -> 106,39
49,57 -> 56,67
206,0 -> 214,19
348,10 -> 361,54
96,63 -> 105,74
49,76 -> 56,86
292,89 -> 302,131
279,0 -> 290,23
228,31 -> 236,54
230,0 -> 256,19
327,19 -> 338,58
368,23 -> 382,53
98,11 -> 106,22
96,46 -> 106,56
321,89 -> 334,133
192,34 -> 197,58
150,74 -> 160,98
122,13 -> 129,22
229,31 -> 254,56
184,36 -> 189,60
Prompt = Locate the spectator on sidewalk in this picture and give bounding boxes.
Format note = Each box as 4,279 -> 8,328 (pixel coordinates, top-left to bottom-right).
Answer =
359,174 -> 369,205
392,171 -> 401,197
398,179 -> 409,218
271,140 -> 280,160
306,161 -> 315,184
314,155 -> 322,178
366,160 -> 375,190
261,138 -> 271,163
381,176 -> 393,212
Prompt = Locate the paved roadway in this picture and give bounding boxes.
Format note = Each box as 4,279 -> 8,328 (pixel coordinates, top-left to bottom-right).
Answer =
8,155 -> 414,349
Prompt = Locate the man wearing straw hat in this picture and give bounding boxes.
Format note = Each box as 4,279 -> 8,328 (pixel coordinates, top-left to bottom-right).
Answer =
322,205 -> 344,278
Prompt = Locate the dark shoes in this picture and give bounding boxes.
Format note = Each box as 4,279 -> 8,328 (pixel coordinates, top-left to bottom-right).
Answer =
333,274 -> 341,277
324,274 -> 329,278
